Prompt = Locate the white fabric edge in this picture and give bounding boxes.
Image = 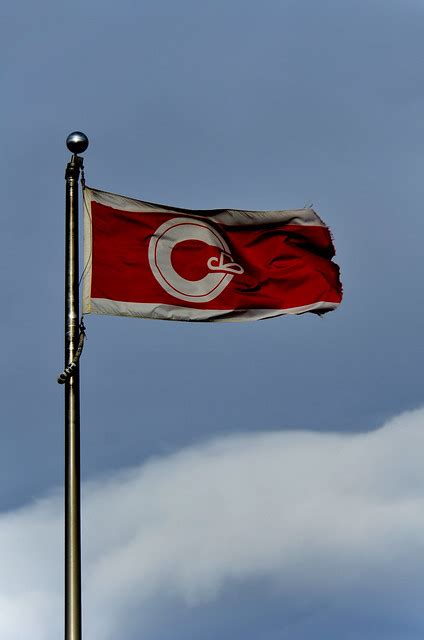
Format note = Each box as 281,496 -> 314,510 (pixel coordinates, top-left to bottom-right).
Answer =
85,187 -> 326,227
82,188 -> 93,314
85,298 -> 339,322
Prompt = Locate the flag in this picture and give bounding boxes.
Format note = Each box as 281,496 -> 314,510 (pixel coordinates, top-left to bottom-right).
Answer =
82,187 -> 342,322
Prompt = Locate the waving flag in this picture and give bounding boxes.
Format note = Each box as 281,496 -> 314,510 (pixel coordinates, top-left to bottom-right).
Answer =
82,187 -> 342,322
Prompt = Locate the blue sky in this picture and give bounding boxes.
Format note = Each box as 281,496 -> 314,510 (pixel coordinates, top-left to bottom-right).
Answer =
1,0 -> 424,638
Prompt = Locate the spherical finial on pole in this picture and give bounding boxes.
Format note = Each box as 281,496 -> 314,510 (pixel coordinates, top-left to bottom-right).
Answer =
66,131 -> 89,155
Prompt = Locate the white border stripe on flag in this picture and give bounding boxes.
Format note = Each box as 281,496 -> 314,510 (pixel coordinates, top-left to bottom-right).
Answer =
87,298 -> 339,322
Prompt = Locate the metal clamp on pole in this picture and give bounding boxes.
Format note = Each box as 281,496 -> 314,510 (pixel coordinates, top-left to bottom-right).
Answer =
58,320 -> 86,384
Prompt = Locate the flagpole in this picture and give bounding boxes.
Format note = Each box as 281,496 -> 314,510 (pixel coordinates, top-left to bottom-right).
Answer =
64,131 -> 88,640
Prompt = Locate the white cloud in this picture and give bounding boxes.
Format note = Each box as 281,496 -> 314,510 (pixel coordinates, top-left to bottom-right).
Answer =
2,408 -> 424,639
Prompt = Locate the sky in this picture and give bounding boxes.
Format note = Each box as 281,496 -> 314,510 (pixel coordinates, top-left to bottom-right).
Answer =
1,0 -> 424,638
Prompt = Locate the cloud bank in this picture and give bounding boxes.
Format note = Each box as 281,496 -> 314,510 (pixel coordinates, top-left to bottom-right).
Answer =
2,408 -> 424,639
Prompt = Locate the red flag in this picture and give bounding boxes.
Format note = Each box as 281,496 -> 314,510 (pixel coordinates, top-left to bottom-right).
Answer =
82,188 -> 342,322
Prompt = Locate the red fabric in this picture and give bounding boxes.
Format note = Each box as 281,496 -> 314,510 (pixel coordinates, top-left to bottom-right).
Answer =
90,202 -> 342,311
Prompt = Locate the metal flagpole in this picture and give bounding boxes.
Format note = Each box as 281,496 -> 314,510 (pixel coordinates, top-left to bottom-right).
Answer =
63,131 -> 89,640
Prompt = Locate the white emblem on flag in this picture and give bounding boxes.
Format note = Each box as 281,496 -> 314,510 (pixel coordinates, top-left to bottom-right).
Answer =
148,217 -> 244,303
